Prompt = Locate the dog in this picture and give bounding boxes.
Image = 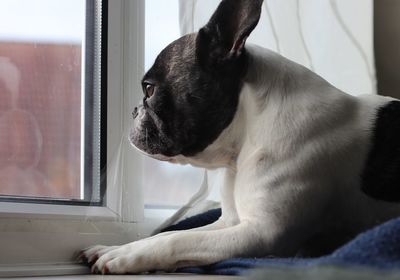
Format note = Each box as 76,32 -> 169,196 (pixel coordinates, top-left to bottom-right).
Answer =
82,0 -> 400,274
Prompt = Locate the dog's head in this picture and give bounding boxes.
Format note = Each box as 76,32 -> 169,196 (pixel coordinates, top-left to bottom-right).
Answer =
130,0 -> 263,161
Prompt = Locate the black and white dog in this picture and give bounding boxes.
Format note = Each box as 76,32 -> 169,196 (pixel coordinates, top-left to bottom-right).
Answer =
83,0 -> 400,273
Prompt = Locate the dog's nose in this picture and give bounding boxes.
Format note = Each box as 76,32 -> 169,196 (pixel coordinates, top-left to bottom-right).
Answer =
132,107 -> 138,119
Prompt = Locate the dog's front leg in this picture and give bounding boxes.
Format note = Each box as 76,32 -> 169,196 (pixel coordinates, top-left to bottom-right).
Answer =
88,221 -> 267,274
81,217 -> 230,269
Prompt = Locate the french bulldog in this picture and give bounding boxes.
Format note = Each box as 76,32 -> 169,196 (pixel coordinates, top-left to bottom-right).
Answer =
83,0 -> 400,274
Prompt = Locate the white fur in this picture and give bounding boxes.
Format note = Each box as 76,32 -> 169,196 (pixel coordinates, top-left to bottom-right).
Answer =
84,45 -> 400,273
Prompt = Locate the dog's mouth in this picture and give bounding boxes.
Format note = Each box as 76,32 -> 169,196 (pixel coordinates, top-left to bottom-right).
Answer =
129,106 -> 178,161
129,139 -> 174,162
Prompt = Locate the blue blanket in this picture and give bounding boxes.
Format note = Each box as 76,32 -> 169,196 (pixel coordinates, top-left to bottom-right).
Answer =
162,209 -> 400,275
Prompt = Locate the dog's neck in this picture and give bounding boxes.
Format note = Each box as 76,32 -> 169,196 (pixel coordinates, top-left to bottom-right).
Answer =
174,45 -> 353,170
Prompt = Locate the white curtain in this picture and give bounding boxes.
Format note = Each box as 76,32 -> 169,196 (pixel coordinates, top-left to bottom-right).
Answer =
179,0 -> 376,96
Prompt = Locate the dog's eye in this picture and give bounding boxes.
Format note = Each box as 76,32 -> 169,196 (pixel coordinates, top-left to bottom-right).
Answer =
144,83 -> 155,98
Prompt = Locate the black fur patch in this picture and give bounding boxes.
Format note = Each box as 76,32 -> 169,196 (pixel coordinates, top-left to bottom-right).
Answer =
361,101 -> 400,202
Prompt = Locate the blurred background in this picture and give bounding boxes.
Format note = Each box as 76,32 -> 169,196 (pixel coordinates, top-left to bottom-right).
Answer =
0,0 -> 83,199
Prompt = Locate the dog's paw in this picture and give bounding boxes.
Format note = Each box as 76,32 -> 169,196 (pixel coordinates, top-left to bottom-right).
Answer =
79,245 -> 120,267
88,239 -> 171,274
90,243 -> 149,274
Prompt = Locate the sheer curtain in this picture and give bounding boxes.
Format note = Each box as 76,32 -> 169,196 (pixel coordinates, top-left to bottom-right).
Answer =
179,0 -> 376,96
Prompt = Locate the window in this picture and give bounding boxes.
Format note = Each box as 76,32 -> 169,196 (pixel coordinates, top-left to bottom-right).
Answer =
0,0 -> 103,205
0,0 -> 208,213
0,0 -> 144,276
0,0 -> 210,276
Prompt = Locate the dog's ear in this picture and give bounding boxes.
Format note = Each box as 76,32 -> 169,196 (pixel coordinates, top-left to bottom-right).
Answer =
196,0 -> 263,67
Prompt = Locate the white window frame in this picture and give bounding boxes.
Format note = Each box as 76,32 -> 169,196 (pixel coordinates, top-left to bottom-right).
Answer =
0,0 -> 172,277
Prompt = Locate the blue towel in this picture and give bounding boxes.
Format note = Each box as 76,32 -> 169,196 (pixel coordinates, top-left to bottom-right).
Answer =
163,209 -> 400,275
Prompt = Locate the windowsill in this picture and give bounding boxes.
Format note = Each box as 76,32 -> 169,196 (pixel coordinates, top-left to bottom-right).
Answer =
0,263 -> 90,278
0,264 -> 243,279
0,202 -> 118,220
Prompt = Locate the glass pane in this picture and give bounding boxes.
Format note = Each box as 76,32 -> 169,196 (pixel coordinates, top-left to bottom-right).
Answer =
144,0 -> 204,207
0,0 -> 85,200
